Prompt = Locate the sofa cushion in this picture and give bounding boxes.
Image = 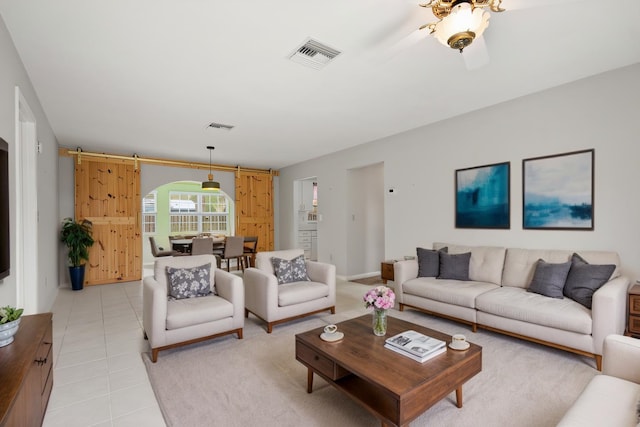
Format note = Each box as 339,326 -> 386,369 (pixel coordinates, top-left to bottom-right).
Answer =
272,255 -> 310,285
166,263 -> 213,300
563,253 -> 616,309
278,281 -> 329,307
433,243 -> 506,285
166,295 -> 233,330
527,259 -> 571,299
417,246 -> 447,277
502,248 -> 621,289
403,277 -> 499,309
476,286 -> 592,334
438,252 -> 471,281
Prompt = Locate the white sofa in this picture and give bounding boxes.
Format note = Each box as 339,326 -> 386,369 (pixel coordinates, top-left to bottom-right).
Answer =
143,254 -> 244,362
395,243 -> 630,370
557,334 -> 640,426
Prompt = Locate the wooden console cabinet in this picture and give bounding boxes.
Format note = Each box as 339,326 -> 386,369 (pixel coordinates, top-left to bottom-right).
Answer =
628,284 -> 640,338
381,260 -> 395,284
0,313 -> 53,427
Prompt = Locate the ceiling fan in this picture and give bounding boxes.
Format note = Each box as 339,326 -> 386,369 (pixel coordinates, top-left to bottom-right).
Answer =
383,0 -> 583,70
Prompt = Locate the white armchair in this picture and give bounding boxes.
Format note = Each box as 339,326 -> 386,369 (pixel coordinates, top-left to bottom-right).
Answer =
143,254 -> 244,362
243,249 -> 336,333
557,334 -> 640,426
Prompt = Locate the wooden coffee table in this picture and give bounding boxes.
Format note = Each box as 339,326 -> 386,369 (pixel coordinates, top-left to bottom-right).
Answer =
295,315 -> 482,427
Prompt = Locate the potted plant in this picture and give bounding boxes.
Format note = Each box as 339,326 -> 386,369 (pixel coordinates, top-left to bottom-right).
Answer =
0,305 -> 23,347
60,217 -> 95,291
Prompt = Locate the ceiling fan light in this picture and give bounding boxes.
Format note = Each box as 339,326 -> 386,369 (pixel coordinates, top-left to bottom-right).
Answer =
432,3 -> 490,51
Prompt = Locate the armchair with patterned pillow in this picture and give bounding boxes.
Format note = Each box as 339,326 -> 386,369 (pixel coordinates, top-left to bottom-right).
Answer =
143,254 -> 244,362
243,249 -> 336,333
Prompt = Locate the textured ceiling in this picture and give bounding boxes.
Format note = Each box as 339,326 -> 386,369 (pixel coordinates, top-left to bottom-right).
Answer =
1,0 -> 639,169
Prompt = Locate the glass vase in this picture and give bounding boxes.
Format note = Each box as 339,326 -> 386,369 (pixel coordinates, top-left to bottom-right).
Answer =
372,309 -> 387,336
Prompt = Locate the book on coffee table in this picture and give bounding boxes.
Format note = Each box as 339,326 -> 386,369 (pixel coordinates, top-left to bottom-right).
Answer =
384,342 -> 447,363
385,330 -> 446,358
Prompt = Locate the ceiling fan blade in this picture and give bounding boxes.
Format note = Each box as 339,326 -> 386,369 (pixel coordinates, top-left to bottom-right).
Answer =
503,0 -> 585,11
462,36 -> 490,70
379,28 -> 430,62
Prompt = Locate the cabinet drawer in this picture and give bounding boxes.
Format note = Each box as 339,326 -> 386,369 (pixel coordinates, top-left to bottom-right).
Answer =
299,236 -> 312,243
299,242 -> 311,250
299,231 -> 312,237
629,315 -> 640,334
630,296 -> 640,316
296,342 -> 349,381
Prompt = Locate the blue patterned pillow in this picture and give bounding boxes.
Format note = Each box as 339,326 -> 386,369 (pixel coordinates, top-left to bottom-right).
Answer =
166,263 -> 213,300
271,255 -> 310,285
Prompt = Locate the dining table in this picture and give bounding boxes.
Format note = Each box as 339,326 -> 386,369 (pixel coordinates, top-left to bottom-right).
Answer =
171,236 -> 226,255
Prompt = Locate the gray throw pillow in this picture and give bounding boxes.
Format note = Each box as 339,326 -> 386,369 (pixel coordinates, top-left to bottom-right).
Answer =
527,259 -> 571,299
272,255 -> 310,285
417,246 -> 448,277
563,253 -> 615,309
437,252 -> 471,281
166,263 -> 213,300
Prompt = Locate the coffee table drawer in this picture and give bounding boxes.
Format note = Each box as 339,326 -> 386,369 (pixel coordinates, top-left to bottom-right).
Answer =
296,342 -> 349,380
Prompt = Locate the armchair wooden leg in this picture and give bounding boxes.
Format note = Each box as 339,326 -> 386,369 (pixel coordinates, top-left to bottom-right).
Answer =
330,307 -> 335,314
267,323 -> 273,334
244,308 -> 249,318
151,349 -> 159,363
595,354 -> 602,371
237,329 -> 243,339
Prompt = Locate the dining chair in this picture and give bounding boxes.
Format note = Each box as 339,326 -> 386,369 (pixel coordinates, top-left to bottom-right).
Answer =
243,236 -> 258,268
149,236 -> 175,257
221,236 -> 245,272
191,237 -> 214,255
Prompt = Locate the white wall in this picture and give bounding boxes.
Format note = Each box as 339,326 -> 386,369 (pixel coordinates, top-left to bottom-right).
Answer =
1,16 -> 59,311
278,63 -> 640,281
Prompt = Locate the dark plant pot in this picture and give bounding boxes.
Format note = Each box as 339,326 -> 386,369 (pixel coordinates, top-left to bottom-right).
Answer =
68,265 -> 85,291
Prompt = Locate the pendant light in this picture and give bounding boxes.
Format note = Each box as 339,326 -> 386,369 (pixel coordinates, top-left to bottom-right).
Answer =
202,146 -> 220,191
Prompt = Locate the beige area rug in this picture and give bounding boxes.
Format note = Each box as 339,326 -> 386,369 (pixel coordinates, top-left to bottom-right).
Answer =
142,281 -> 596,427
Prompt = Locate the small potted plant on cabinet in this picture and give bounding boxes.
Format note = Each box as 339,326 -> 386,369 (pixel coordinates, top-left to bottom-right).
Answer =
0,306 -> 23,347
60,217 -> 94,291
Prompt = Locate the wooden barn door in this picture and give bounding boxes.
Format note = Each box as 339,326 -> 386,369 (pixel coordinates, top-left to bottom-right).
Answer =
75,157 -> 141,285
235,170 -> 274,253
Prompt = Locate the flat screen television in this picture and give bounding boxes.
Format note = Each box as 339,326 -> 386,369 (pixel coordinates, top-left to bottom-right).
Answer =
0,138 -> 9,280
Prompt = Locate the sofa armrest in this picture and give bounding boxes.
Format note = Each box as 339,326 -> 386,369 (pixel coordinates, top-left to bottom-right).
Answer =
394,260 -> 418,303
306,261 -> 336,305
602,334 -> 640,383
143,276 -> 168,348
244,267 -> 279,319
591,275 -> 630,354
214,268 -> 244,320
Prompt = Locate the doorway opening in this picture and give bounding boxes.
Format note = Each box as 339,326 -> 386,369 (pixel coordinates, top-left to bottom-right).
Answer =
293,177 -> 318,261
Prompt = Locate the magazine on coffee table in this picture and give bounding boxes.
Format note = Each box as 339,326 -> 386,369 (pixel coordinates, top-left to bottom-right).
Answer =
385,330 -> 446,358
384,343 -> 447,363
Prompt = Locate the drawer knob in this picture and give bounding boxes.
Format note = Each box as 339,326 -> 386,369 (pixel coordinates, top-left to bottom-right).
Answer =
34,357 -> 47,366
314,355 -> 319,361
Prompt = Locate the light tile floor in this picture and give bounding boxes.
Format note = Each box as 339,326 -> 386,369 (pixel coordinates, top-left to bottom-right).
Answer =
43,277 -> 166,427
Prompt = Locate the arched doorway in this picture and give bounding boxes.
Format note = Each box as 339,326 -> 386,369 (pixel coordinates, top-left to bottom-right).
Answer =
142,181 -> 235,268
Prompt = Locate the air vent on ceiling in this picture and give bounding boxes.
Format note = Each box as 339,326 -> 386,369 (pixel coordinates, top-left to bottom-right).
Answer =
289,38 -> 341,70
208,122 -> 234,131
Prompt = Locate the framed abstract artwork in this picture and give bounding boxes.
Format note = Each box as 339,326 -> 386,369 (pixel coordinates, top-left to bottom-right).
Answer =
455,162 -> 510,229
523,149 -> 594,230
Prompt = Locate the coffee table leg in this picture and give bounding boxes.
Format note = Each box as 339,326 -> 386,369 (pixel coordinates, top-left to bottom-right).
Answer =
456,386 -> 463,408
307,368 -> 314,393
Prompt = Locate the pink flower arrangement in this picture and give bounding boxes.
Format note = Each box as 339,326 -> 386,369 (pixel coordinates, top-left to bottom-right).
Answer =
363,286 -> 395,310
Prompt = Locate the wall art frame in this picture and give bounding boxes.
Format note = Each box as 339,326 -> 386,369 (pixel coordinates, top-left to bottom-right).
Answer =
522,149 -> 594,230
455,161 -> 510,229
